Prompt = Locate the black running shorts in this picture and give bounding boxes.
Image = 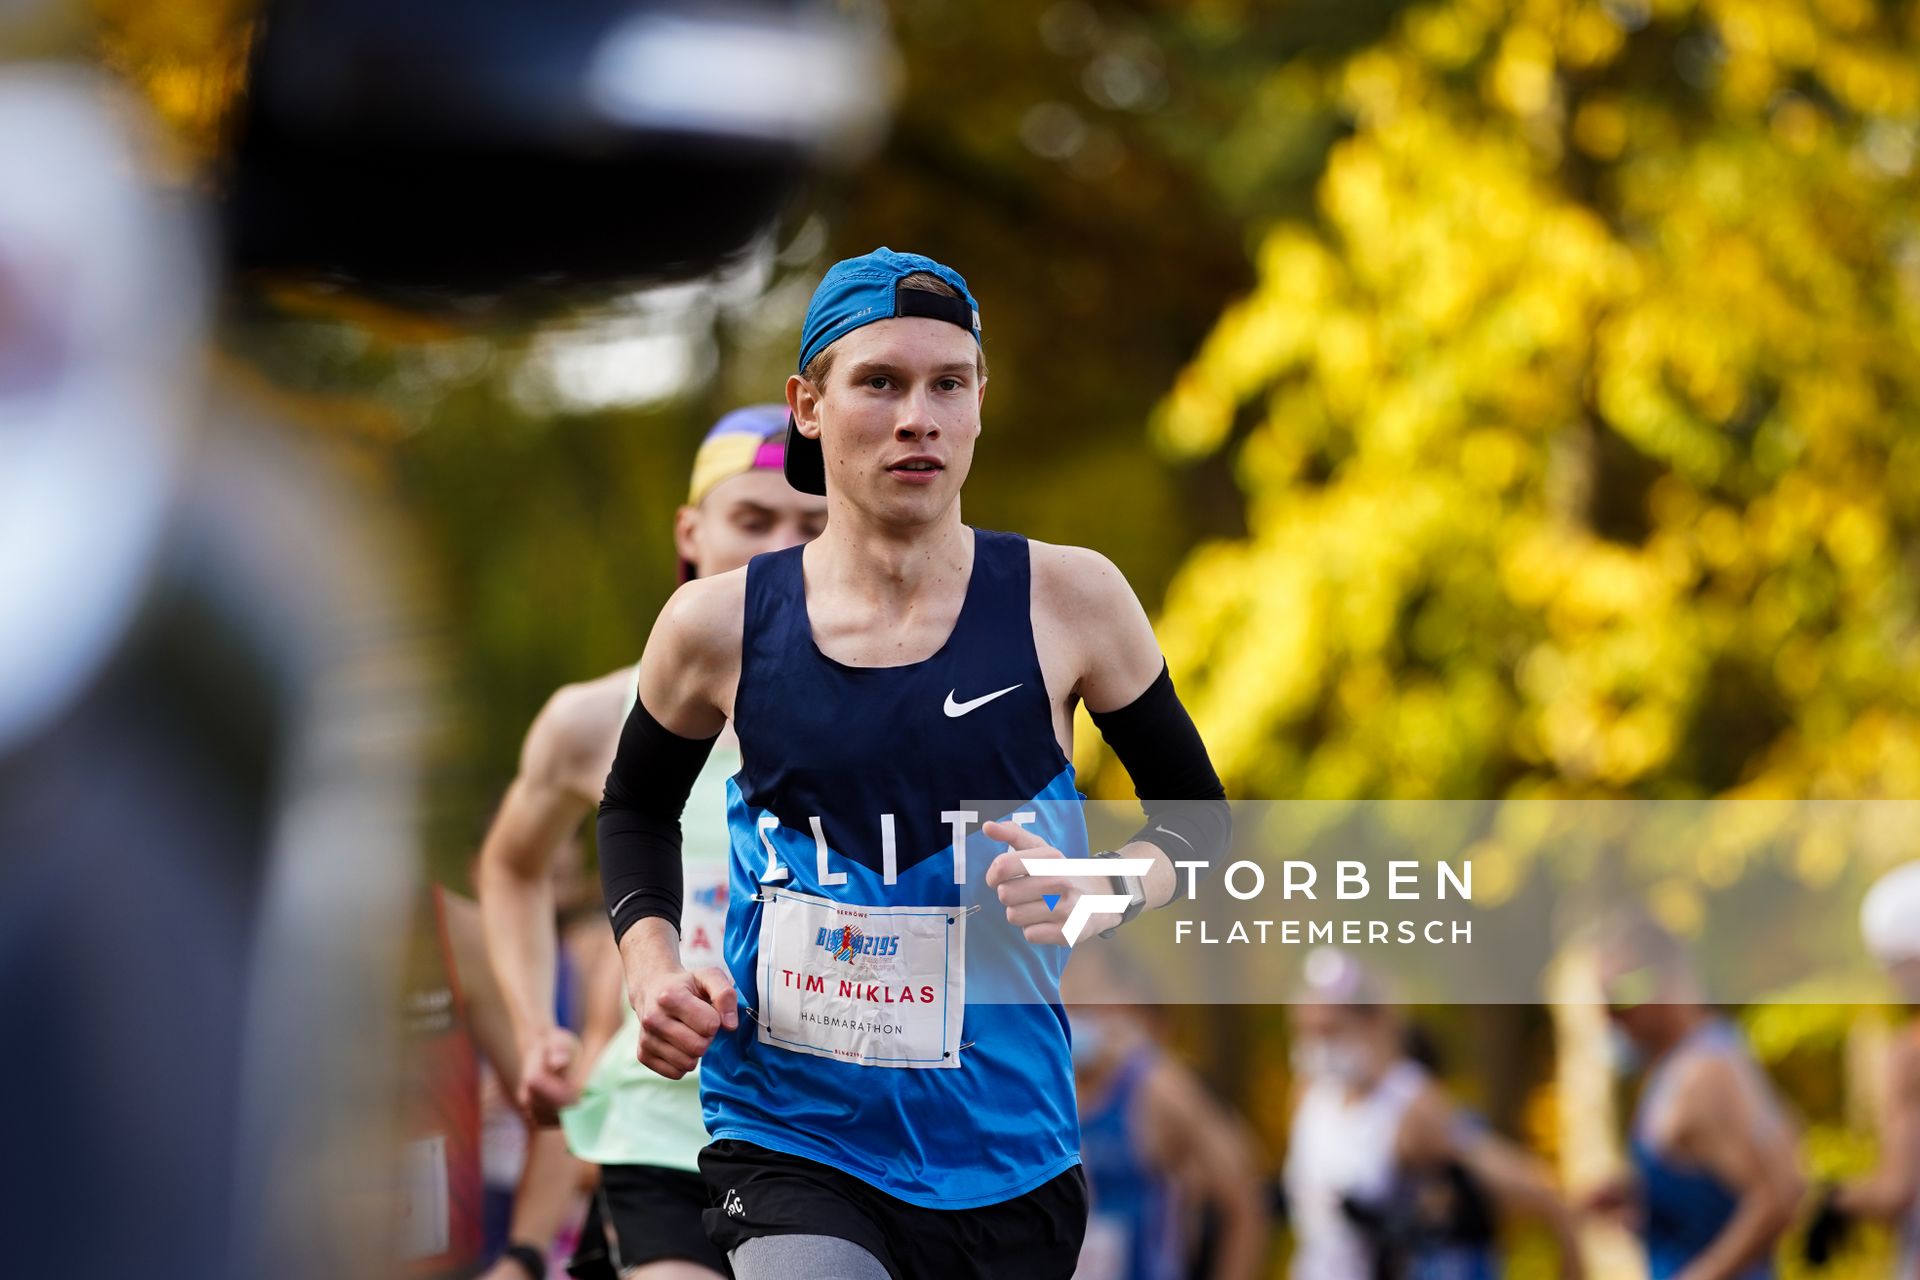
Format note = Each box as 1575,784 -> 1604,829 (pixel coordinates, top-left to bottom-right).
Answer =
698,1138 -> 1087,1280
570,1163 -> 729,1277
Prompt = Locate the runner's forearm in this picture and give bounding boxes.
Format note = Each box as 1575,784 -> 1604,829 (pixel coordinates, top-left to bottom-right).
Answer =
1202,1146 -> 1271,1280
617,916 -> 687,997
1834,1092 -> 1916,1219
505,1126 -> 589,1257
1460,1131 -> 1564,1225
478,840 -> 562,1046
597,694 -> 717,942
1113,840 -> 1178,912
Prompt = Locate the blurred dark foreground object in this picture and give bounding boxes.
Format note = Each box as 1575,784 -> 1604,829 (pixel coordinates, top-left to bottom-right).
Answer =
226,0 -> 889,305
0,71 -> 420,1279
0,414 -> 425,1280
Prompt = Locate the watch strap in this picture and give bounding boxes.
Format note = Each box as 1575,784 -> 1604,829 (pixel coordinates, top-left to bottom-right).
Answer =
1090,848 -> 1148,938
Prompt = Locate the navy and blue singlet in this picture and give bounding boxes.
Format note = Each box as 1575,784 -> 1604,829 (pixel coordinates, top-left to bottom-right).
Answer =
702,528 -> 1090,1209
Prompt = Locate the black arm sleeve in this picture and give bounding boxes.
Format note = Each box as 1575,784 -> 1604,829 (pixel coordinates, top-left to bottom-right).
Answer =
1088,661 -> 1231,864
596,694 -> 720,945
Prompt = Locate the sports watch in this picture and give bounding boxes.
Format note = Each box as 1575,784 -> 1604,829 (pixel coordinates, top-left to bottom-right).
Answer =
1091,848 -> 1148,939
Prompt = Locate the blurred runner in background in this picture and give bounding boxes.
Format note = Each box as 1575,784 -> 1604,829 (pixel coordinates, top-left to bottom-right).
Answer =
1064,951 -> 1269,1280
470,841 -> 604,1278
1283,948 -> 1585,1280
403,883 -> 592,1280
1804,862 -> 1920,1275
1590,917 -> 1802,1280
478,406 -> 825,1279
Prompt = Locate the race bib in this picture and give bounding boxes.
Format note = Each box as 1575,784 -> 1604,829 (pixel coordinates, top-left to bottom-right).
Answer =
395,1134 -> 449,1261
755,887 -> 966,1069
679,870 -> 728,966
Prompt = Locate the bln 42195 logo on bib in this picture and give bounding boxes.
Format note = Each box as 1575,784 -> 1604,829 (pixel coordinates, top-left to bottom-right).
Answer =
817,925 -> 899,963
758,887 -> 966,1068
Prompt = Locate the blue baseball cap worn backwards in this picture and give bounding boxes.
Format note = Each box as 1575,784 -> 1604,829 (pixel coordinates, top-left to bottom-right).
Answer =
784,247 -> 982,496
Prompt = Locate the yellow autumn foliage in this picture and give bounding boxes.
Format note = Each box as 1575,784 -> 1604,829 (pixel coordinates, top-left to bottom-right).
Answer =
1128,0 -> 1920,827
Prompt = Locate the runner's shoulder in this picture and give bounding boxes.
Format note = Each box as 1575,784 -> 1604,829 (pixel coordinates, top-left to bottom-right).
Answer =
655,567 -> 749,668
1137,1050 -> 1210,1124
1026,538 -> 1138,622
1025,539 -> 1161,706
1671,1049 -> 1752,1122
525,667 -> 632,784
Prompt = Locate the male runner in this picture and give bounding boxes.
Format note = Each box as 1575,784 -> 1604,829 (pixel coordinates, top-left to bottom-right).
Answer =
1592,918 -> 1801,1280
477,406 -> 826,1279
1804,861 -> 1920,1274
596,247 -> 1231,1279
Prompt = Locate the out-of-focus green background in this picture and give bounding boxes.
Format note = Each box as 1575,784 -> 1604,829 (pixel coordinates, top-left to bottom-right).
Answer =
93,0 -> 1920,1274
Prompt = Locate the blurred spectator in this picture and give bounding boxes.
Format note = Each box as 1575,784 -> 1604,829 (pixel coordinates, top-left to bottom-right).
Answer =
1590,917 -> 1802,1280
1283,949 -> 1583,1280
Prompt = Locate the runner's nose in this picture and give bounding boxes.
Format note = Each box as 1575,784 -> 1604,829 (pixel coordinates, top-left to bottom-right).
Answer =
893,387 -> 940,441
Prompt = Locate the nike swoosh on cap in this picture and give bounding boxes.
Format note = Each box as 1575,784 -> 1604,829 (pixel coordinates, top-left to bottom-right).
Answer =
943,684 -> 1021,717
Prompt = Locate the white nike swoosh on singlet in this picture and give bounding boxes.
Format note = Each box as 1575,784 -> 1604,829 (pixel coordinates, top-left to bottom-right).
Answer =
943,684 -> 1022,717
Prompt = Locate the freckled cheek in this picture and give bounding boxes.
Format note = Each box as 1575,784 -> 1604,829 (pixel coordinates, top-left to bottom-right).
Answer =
824,414 -> 893,461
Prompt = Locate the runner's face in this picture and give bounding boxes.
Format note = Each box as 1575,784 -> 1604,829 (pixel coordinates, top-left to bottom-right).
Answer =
679,469 -> 828,578
1070,1010 -> 1121,1076
1288,1003 -> 1370,1082
802,317 -> 984,523
1598,952 -> 1677,1049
